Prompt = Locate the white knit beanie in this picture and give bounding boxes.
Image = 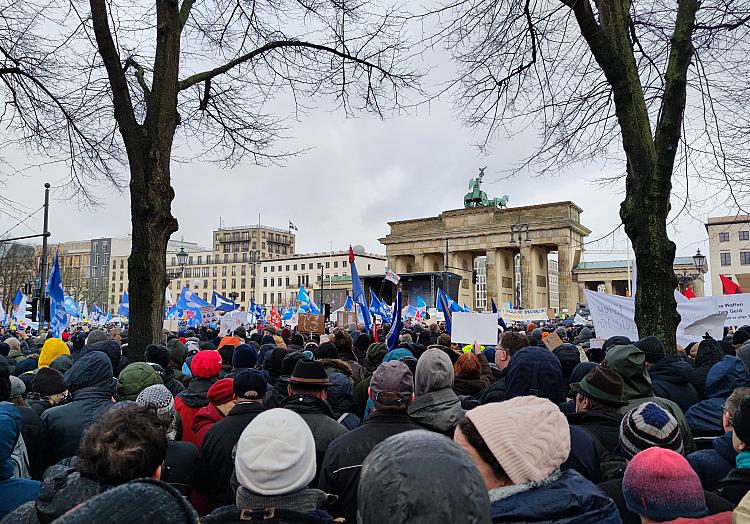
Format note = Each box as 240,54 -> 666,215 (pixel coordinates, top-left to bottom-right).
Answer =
465,396 -> 570,484
234,408 -> 316,496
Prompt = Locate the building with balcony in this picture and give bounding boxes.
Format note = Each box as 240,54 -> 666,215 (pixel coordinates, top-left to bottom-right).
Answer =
706,215 -> 750,295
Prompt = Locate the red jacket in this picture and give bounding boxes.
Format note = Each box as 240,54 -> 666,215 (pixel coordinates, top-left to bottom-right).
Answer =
191,403 -> 224,448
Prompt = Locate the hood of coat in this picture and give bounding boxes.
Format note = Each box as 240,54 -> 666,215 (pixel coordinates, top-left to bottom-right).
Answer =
177,377 -> 218,408
695,339 -> 724,369
648,356 -> 694,385
80,340 -> 122,374
39,338 -> 71,368
0,402 -> 21,480
704,356 -> 750,399
358,430 -> 490,523
64,352 -> 117,395
319,358 -> 353,379
604,345 -> 652,400
325,372 -> 356,416
505,347 -> 565,404
408,388 -> 463,433
192,402 -> 224,434
414,348 -> 454,396
34,465 -> 111,523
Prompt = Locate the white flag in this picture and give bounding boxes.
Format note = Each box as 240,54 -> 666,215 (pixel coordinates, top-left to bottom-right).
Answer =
385,270 -> 401,285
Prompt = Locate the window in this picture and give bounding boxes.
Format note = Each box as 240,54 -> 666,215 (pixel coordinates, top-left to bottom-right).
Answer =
222,279 -> 227,288
252,242 -> 257,249
231,266 -> 237,276
119,283 -> 123,292
188,256 -> 193,265
286,277 -> 290,286
308,263 -> 313,270
342,261 -> 347,267
202,267 -> 209,277
263,293 -> 267,303
741,252 -> 750,265
204,279 -> 208,288
326,262 -> 330,269
100,267 -> 105,276
286,264 -> 290,271
241,291 -> 246,302
233,253 -> 238,262
368,264 -> 371,271
213,279 -> 217,289
93,277 -> 98,287
270,293 -> 274,304
241,265 -> 246,276
241,278 -> 246,288
184,268 -> 192,278
213,267 -> 217,277
203,293 -> 208,300
293,264 -> 298,271
222,266 -> 227,277
242,253 -> 247,262
263,278 -> 268,287
334,261 -> 338,268
197,256 -> 202,265
721,252 -> 732,266
277,293 -> 282,304
207,255 -> 211,264
719,232 -> 730,242
113,261 -> 117,270
231,278 -> 236,288
317,263 -> 323,269
263,266 -> 268,273
119,271 -> 124,280
741,231 -> 750,241
224,254 -> 229,263
278,265 -> 282,271
277,278 -> 282,286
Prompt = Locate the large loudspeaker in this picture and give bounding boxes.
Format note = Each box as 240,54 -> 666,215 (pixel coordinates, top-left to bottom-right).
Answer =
324,303 -> 331,321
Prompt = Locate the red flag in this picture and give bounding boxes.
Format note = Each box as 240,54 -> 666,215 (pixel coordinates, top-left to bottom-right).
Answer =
348,245 -> 355,264
270,306 -> 281,329
682,287 -> 697,299
720,274 -> 743,294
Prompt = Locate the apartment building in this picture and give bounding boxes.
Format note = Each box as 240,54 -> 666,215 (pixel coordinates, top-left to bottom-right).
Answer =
706,215 -> 750,294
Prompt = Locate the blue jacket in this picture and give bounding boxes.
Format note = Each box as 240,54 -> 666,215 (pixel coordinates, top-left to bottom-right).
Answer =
489,469 -> 621,523
686,356 -> 750,434
649,356 -> 699,412
0,403 -> 39,518
687,431 -> 737,491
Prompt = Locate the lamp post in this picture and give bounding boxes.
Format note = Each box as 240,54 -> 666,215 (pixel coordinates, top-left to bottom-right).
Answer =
676,249 -> 706,291
228,291 -> 239,305
166,247 -> 188,282
509,223 -> 531,308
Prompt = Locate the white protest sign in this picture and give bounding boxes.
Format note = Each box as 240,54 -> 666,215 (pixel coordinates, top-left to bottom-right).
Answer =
683,312 -> 728,339
220,310 -> 245,336
451,312 -> 499,345
499,308 -> 549,322
573,314 -> 589,326
584,289 -> 639,341
200,305 -> 218,327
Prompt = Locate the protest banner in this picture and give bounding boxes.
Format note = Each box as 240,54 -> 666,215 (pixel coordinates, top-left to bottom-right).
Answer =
298,313 -> 325,334
200,305 -> 217,327
543,332 -> 564,351
583,289 -> 639,341
337,311 -> 357,327
220,310 -> 245,336
498,308 -> 549,322
163,319 -> 179,332
451,312 -> 499,345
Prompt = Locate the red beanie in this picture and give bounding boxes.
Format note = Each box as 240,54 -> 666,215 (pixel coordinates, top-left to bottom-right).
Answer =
61,332 -> 70,342
190,350 -> 223,378
207,378 -> 235,405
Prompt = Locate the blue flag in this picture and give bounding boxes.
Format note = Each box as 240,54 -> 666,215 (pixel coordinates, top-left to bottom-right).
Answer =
438,290 -> 453,335
386,291 -> 403,351
46,252 -> 67,336
349,246 -> 372,334
417,295 -> 426,308
211,291 -> 238,312
117,291 -> 129,318
281,307 -> 295,321
491,298 -> 507,330
436,288 -> 462,314
462,302 -> 471,312
297,287 -> 311,303
369,290 -> 387,318
344,296 -> 354,311
176,287 -> 210,309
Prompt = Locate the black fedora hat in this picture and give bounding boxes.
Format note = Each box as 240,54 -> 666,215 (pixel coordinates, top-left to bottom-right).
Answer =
571,366 -> 626,406
289,360 -> 331,386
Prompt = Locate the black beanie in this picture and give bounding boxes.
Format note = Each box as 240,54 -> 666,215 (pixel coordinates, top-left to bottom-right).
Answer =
734,329 -> 750,347
32,367 -> 67,396
0,356 -> 10,401
0,342 -> 9,357
731,396 -> 750,445
634,336 -> 665,364
145,344 -> 171,369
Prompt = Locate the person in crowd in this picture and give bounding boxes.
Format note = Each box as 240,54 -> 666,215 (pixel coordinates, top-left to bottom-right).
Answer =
193,369 -> 268,513
325,373 -> 361,430
692,339 -> 725,399
0,383 -> 39,518
319,361 -> 420,522
554,342 -> 582,388
116,362 -> 163,401
84,329 -> 108,348
686,355 -> 750,436
146,344 -> 185,395
191,378 -> 235,448
81,339 -> 127,376
44,479 -> 199,524
408,347 -> 463,435
6,377 -> 42,480
599,402 -> 733,523
452,350 -> 493,399
203,408 -> 335,524
454,396 -> 620,523
636,335 -> 699,413
136,385 -> 199,498
228,343 -> 257,376
688,387 -> 750,490
175,350 -> 222,445
480,330 -> 528,404
622,448 -> 731,523
5,404 -> 170,523
26,368 -> 67,418
715,396 -> 750,504
39,352 -> 116,470
280,360 -> 347,485
358,429 -> 491,524
604,344 -> 695,453
167,338 -> 190,386
353,342 -> 388,413
37,338 -> 70,369
263,352 -> 307,409
331,331 -> 365,383
568,366 -> 626,464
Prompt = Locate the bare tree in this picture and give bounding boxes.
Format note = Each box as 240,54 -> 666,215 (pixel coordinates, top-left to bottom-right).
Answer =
0,241 -> 35,313
2,0 -> 417,358
422,0 -> 750,350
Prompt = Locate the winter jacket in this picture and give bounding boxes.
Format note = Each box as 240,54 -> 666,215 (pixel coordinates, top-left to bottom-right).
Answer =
161,368 -> 185,397
79,341 -> 123,377
1,465 -> 109,524
686,356 -> 750,436
453,352 -> 493,399
605,345 -> 695,453
565,425 -> 602,483
489,469 -> 621,523
505,347 -> 567,404
714,466 -> 750,505
263,376 -> 290,409
175,376 -> 218,445
193,402 -> 268,513
0,404 -> 39,519
318,411 -> 421,523
164,440 -> 198,498
599,477 -> 734,524
39,353 -> 115,470
692,340 -> 724,399
25,399 -> 51,419
649,356 -> 700,412
567,410 -> 624,464
408,348 -> 463,435
479,368 -> 507,404
191,403 -> 224,449
337,356 -> 365,384
280,395 -> 347,486
687,432 -> 737,491
325,373 -> 361,429
16,406 -> 42,481
202,488 -> 335,524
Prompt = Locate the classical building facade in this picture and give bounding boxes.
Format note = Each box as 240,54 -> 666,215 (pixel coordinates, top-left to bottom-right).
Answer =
380,202 -> 590,313
705,215 -> 750,294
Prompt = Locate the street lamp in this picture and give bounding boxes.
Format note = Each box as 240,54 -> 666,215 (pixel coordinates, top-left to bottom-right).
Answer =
677,249 -> 706,290
228,291 -> 239,304
166,247 -> 189,282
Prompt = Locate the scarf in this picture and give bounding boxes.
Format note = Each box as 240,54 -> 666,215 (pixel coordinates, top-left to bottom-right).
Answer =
736,450 -> 750,469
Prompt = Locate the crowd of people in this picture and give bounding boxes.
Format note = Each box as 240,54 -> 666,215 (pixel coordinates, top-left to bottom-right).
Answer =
2,319 -> 750,523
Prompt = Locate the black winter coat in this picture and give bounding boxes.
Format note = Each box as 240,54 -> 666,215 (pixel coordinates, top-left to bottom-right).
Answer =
318,411 -> 421,523
567,410 -> 623,464
714,467 -> 750,504
165,440 -> 198,498
17,406 -> 43,480
39,353 -> 115,470
649,357 -> 699,412
193,402 -> 268,511
691,341 -> 724,399
479,368 -> 507,404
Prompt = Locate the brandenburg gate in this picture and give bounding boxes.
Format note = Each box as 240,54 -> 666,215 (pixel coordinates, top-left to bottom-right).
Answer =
379,170 -> 590,313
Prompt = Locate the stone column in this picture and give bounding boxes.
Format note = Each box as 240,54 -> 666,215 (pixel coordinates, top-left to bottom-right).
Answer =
485,249 -> 498,308
604,280 -> 613,294
557,245 -> 576,314
413,254 -> 425,273
520,245 -> 534,309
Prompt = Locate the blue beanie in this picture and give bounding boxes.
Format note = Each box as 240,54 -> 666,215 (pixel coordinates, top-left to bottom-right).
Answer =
232,344 -> 258,370
383,348 -> 413,362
